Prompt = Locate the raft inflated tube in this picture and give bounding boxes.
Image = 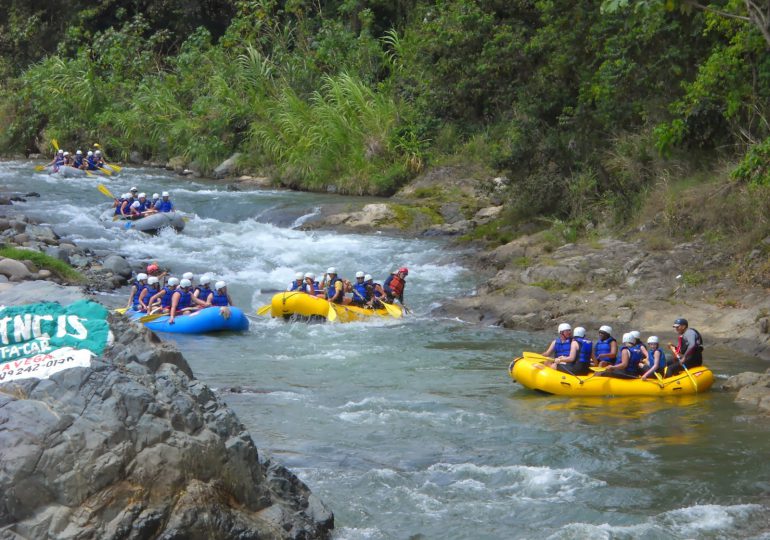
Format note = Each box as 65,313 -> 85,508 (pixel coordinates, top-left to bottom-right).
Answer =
508,352 -> 714,397
269,291 -> 400,322
100,209 -> 186,234
127,306 -> 249,334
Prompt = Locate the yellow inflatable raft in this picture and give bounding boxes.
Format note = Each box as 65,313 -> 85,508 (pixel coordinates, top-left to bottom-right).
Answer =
508,352 -> 714,396
269,291 -> 403,322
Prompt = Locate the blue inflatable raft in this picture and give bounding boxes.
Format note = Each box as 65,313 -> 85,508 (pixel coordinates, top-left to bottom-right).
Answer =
127,306 -> 249,334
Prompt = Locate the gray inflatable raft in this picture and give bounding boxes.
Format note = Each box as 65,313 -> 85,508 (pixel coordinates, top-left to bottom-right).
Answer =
101,210 -> 185,234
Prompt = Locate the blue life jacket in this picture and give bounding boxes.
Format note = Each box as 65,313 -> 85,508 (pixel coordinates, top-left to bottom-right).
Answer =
312,281 -> 321,293
73,156 -> 84,168
648,348 -> 666,372
554,337 -> 572,358
352,282 -> 368,303
157,200 -> 174,212
617,345 -> 644,375
113,198 -> 125,215
54,156 -> 65,166
574,337 -> 593,365
175,290 -> 192,309
137,200 -> 149,212
288,280 -> 303,291
120,198 -> 134,216
131,282 -> 145,307
210,292 -> 229,306
595,336 -> 616,361
326,277 -> 342,301
194,286 -> 210,299
86,156 -> 98,170
160,286 -> 175,308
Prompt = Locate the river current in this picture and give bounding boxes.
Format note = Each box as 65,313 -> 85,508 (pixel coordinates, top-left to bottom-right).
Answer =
2,161 -> 770,539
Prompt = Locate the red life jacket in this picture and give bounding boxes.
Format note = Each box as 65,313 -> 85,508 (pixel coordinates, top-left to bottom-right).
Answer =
390,275 -> 405,297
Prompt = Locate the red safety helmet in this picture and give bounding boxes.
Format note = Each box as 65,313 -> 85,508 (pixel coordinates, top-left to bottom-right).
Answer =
398,267 -> 409,275
146,263 -> 160,274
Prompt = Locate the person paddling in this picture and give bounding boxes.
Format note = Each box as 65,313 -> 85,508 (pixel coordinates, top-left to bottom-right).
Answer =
594,325 -> 618,367
168,278 -> 208,324
641,336 -> 666,381
384,267 -> 408,304
600,333 -> 644,378
541,323 -> 574,367
666,318 -> 704,376
550,326 -> 593,375
125,273 -> 148,311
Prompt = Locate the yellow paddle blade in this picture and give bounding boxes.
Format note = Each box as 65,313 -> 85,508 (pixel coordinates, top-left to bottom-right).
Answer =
93,143 -> 100,148
98,167 -> 112,176
381,302 -> 403,318
327,303 -> 338,322
256,304 -> 271,316
113,307 -> 128,314
97,183 -> 115,199
107,163 -> 122,173
85,170 -> 94,177
51,138 -> 59,151
34,164 -> 46,171
139,312 -> 165,323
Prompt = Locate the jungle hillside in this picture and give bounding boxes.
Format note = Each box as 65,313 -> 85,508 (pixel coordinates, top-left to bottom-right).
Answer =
2,0 -> 770,253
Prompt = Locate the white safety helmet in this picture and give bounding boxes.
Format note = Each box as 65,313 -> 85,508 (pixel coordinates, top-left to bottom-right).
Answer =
599,325 -> 613,335
295,272 -> 304,280
558,323 -> 572,333
364,274 -> 372,281
130,186 -> 138,192
131,201 -> 141,208
162,191 -> 170,197
136,273 -> 148,281
167,277 -> 179,287
147,276 -> 159,285
152,193 -> 159,199
622,332 -> 634,344
179,278 -> 192,288
138,192 -> 146,198
573,326 -> 586,338
630,330 -> 641,340
647,336 -> 659,344
95,150 -> 101,155
76,150 -> 82,155
57,149 -> 64,154
199,275 -> 211,285
215,280 -> 226,291
327,267 -> 336,274
87,151 -> 93,156
304,272 -> 315,279
182,272 -> 194,280
355,271 -> 365,278
63,151 -> 70,156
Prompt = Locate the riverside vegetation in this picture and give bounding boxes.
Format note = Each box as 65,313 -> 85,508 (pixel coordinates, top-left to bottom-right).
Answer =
2,1 -> 770,275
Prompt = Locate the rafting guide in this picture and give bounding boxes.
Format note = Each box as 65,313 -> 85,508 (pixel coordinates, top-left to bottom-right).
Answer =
0,300 -> 111,383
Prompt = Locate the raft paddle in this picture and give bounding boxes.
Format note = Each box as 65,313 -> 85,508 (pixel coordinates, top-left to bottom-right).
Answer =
97,183 -> 117,199
256,304 -> 271,316
52,139 -> 59,151
682,364 -> 698,394
381,301 -> 403,318
138,312 -> 166,323
34,164 -> 46,171
326,302 -> 338,322
113,307 -> 128,314
97,166 -> 113,176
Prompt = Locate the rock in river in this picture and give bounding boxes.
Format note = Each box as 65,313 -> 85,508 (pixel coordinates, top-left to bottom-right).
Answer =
0,297 -> 334,538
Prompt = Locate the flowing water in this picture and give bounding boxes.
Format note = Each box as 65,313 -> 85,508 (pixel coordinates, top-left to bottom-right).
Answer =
3,161 -> 770,539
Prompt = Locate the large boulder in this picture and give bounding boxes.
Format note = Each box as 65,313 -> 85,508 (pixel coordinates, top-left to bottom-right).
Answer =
213,152 -> 242,179
0,315 -> 334,539
0,258 -> 32,280
102,255 -> 132,278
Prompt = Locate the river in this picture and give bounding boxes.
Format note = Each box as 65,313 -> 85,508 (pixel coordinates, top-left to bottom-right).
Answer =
2,161 -> 770,539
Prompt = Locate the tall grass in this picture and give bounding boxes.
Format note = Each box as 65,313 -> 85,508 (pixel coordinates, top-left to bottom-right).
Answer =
252,72 -> 408,194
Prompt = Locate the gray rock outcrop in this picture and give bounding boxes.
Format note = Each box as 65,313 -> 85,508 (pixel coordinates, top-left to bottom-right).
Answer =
0,315 -> 334,539
213,153 -> 242,179
723,369 -> 770,413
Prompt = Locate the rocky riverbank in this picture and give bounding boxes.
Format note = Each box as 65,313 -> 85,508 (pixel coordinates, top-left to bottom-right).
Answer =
0,199 -> 334,537
0,283 -> 334,538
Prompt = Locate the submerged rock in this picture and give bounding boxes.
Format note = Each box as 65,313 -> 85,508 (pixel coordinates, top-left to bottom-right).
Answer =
0,313 -> 334,539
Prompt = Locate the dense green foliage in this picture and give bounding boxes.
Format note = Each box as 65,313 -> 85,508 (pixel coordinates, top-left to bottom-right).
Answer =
1,0 -> 770,211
